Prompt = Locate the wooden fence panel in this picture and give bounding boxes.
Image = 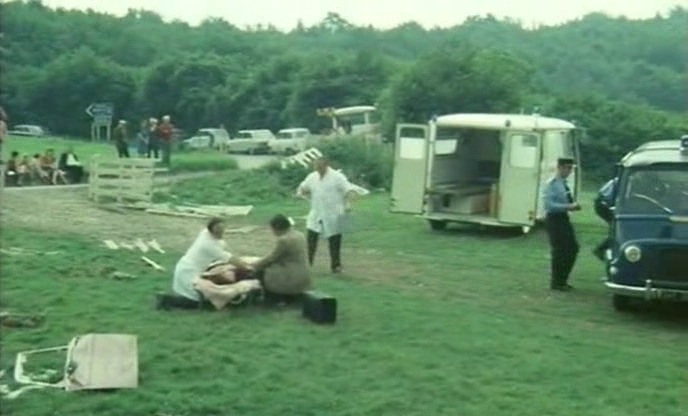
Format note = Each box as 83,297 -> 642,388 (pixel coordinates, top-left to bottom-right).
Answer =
88,157 -> 158,204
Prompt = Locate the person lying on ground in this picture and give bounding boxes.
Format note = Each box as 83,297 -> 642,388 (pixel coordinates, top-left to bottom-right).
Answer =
246,214 -> 311,305
171,217 -> 246,305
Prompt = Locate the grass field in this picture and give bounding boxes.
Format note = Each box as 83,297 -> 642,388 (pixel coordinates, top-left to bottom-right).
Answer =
3,135 -> 238,172
1,171 -> 686,416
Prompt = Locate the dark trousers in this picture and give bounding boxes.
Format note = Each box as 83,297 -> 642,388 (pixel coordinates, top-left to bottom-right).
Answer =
147,139 -> 160,159
116,143 -> 130,158
161,141 -> 171,166
545,213 -> 580,286
64,166 -> 84,183
307,229 -> 342,271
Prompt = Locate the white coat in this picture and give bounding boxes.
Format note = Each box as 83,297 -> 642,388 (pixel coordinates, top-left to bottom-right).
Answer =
173,229 -> 232,300
297,167 -> 354,238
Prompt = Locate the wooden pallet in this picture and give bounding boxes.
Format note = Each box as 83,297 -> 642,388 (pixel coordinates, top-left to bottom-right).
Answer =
88,157 -> 166,204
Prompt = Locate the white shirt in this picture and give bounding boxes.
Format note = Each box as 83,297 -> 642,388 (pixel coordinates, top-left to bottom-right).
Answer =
173,229 -> 232,300
297,167 -> 354,238
66,154 -> 81,166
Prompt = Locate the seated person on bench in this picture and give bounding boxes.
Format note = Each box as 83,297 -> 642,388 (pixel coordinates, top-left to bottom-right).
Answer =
158,217 -> 249,310
58,146 -> 84,183
247,214 -> 311,305
39,149 -> 67,185
5,151 -> 28,186
29,154 -> 49,183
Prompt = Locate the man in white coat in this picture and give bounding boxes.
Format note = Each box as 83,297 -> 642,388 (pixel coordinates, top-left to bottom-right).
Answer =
297,157 -> 356,273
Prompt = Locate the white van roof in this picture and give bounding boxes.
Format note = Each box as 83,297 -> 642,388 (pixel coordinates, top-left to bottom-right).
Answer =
435,114 -> 575,130
333,106 -> 376,116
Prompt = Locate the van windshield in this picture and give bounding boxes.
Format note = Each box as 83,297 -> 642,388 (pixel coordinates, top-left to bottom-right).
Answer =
617,165 -> 688,215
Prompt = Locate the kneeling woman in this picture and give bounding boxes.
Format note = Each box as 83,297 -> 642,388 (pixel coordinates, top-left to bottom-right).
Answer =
250,214 -> 311,304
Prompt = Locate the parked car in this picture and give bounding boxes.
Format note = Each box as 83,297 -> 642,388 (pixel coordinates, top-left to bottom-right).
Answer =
8,125 -> 48,137
181,128 -> 231,150
226,129 -> 273,154
604,136 -> 688,311
268,128 -> 311,155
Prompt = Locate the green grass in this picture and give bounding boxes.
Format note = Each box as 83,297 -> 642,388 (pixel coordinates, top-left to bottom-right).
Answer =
1,174 -> 687,416
4,135 -> 238,173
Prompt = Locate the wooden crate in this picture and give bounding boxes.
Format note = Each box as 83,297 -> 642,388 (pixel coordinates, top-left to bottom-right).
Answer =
88,157 -> 158,204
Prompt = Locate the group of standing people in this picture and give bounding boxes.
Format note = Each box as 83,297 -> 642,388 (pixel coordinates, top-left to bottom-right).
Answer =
113,115 -> 174,165
158,156 -> 359,311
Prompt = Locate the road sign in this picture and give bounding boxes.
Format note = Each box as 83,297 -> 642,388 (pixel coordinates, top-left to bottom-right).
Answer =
93,115 -> 112,125
86,103 -> 114,118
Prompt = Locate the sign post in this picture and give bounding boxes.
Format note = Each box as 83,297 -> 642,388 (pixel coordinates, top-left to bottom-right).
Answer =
86,103 -> 114,141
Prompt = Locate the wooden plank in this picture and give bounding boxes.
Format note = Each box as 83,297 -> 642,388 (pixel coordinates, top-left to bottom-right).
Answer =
148,239 -> 165,253
134,239 -> 149,253
141,256 -> 165,271
176,205 -> 253,216
226,225 -> 258,234
92,189 -> 152,200
119,242 -> 136,250
145,208 -> 207,218
103,240 -> 119,250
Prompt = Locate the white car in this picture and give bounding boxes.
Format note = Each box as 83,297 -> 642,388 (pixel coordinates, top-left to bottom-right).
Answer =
227,129 -> 273,154
268,128 -> 311,155
182,128 -> 231,150
9,125 -> 48,137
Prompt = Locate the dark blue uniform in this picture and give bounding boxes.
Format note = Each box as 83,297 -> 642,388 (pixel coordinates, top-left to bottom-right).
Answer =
542,164 -> 580,290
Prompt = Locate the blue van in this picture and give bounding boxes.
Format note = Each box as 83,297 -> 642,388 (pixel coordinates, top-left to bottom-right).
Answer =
604,136 -> 688,311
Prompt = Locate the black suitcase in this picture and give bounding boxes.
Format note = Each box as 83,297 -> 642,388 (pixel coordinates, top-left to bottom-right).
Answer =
302,290 -> 337,324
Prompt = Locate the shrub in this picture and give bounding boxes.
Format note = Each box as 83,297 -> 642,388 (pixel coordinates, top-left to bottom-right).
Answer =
168,151 -> 239,172
264,137 -> 394,190
316,137 -> 394,190
167,168 -> 292,205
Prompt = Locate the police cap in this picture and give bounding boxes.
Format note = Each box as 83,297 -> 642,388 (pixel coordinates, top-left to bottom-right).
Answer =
557,157 -> 575,167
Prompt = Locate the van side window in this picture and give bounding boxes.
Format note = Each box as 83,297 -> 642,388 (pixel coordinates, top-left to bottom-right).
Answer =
434,129 -> 458,155
509,134 -> 538,168
398,127 -> 426,159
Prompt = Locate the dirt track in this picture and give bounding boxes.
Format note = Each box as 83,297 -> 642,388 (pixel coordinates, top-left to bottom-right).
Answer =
0,187 -> 273,254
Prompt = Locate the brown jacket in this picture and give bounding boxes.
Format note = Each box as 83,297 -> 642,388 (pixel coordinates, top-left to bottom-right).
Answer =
253,230 -> 310,295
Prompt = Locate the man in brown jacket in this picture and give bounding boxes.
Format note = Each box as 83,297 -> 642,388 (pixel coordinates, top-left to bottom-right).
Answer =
113,120 -> 129,158
250,214 -> 311,305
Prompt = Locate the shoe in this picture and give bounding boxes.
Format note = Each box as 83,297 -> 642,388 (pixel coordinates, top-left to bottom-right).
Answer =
550,284 -> 573,292
332,265 -> 343,274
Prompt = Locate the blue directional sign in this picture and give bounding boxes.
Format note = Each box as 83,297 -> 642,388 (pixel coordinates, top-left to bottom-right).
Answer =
85,103 -> 114,118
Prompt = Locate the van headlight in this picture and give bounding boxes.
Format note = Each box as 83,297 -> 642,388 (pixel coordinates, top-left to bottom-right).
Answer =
623,245 -> 642,262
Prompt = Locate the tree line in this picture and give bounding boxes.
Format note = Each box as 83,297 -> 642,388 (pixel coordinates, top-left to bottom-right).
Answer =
0,1 -> 686,178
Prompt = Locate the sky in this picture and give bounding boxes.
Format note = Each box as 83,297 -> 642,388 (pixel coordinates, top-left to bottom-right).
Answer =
37,0 -> 688,30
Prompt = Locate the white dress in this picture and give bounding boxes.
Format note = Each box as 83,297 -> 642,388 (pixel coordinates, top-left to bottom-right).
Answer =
297,167 -> 354,238
173,229 -> 232,300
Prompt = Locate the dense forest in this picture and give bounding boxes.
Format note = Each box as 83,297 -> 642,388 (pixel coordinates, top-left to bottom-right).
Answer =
0,0 -> 686,176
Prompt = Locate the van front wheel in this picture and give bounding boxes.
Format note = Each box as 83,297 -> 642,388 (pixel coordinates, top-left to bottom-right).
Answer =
612,294 -> 634,312
428,220 -> 447,231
